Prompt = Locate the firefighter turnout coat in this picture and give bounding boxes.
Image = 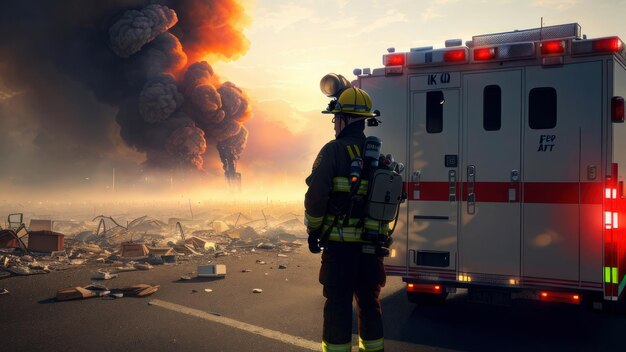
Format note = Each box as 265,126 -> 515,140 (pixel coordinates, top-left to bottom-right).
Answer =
305,121 -> 386,352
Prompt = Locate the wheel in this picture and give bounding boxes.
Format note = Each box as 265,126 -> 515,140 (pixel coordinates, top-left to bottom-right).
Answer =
407,291 -> 448,305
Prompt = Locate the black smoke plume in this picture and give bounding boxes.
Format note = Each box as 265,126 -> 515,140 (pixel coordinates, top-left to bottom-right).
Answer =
0,0 -> 251,187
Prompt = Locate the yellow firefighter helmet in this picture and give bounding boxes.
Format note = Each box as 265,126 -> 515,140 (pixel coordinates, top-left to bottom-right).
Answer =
323,87 -> 378,117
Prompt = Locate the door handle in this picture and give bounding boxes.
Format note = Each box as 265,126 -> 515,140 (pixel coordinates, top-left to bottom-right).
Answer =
467,165 -> 476,214
448,170 -> 456,202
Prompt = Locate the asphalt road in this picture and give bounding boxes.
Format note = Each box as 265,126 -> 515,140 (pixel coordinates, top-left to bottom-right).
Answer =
1,249 -> 626,352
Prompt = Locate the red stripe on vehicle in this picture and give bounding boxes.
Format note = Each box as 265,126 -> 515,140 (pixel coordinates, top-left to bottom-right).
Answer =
405,182 -> 602,204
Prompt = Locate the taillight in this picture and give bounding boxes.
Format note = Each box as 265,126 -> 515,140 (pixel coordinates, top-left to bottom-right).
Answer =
539,291 -> 581,304
541,40 -> 565,55
612,96 -> 624,123
383,53 -> 405,66
407,283 -> 442,294
444,49 -> 466,62
474,47 -> 497,61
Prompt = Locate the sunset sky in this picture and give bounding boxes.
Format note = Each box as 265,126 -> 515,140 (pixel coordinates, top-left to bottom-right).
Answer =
217,0 -> 626,116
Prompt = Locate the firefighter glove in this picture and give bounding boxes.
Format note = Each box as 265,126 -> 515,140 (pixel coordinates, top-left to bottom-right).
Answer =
307,227 -> 322,254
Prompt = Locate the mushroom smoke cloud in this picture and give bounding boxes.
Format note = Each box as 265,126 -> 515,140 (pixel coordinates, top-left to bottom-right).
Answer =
0,0 -> 251,188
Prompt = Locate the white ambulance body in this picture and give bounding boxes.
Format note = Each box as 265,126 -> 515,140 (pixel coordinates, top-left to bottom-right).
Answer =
354,23 -> 626,307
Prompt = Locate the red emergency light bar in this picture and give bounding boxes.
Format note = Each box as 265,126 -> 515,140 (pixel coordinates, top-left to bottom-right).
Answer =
407,283 -> 442,294
572,36 -> 626,58
541,40 -> 565,55
383,53 -> 405,66
593,37 -> 623,53
612,96 -> 625,123
474,47 -> 497,61
444,49 -> 466,62
539,291 -> 581,304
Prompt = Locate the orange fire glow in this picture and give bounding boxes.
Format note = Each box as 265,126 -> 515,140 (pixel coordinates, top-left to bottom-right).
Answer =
176,0 -> 251,68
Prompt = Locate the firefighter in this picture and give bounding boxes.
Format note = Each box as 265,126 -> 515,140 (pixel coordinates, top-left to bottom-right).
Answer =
305,86 -> 387,352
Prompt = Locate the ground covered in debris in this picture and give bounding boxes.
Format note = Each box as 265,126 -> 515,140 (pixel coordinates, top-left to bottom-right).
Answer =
0,201 -> 306,290
0,246 -> 335,352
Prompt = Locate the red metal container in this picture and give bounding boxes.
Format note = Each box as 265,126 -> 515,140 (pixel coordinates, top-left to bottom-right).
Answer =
27,231 -> 64,252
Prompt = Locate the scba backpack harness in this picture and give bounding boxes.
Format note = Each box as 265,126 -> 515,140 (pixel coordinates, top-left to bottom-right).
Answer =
322,136 -> 406,256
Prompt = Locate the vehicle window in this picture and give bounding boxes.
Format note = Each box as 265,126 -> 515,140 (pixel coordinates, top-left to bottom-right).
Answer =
529,87 -> 557,129
426,91 -> 444,133
483,85 -> 501,131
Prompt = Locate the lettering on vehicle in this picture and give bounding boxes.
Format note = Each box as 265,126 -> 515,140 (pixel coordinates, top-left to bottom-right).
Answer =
427,73 -> 452,86
537,135 -> 556,152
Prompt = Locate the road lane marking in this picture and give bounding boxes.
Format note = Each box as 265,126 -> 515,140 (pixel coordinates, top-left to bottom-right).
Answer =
149,299 -> 319,351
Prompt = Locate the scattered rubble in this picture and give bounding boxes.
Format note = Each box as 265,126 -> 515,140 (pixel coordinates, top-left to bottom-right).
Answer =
0,210 -> 304,282
56,283 -> 159,301
134,263 -> 153,271
92,271 -> 118,280
278,264 -> 287,269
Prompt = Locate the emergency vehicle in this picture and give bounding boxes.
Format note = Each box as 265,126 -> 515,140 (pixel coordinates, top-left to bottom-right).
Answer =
352,23 -> 626,308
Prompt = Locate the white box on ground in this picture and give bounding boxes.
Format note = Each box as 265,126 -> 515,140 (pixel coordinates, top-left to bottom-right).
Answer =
197,264 -> 226,277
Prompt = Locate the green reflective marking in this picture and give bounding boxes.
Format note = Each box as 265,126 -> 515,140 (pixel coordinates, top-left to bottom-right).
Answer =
613,267 -> 619,284
605,267 -> 612,283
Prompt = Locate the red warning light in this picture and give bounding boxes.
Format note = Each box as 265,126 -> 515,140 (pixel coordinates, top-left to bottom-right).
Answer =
593,37 -> 623,53
541,40 -> 565,55
384,53 -> 405,66
474,47 -> 497,61
444,49 -> 466,62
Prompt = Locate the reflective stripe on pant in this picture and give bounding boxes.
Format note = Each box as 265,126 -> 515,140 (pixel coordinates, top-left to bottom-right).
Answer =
322,340 -> 352,352
359,337 -> 384,351
319,242 -> 386,350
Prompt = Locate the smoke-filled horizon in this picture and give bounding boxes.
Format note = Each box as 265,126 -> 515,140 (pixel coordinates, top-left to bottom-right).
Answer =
0,0 -> 253,189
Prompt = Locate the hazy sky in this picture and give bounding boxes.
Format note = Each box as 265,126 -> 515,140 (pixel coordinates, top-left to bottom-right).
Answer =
215,0 -> 626,115
1,0 -> 625,199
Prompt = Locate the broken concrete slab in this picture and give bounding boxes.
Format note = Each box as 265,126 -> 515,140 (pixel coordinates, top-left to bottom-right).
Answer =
121,284 -> 159,297
197,264 -> 226,278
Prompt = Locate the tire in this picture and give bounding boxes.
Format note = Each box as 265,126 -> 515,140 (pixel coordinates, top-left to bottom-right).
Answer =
407,291 -> 448,305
